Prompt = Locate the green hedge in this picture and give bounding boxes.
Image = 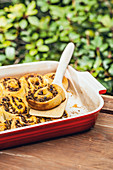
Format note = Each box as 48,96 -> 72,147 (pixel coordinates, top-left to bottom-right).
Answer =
0,0 -> 113,94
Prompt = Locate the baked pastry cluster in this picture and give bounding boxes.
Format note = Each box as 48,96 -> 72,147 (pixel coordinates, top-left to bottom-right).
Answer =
0,73 -> 68,131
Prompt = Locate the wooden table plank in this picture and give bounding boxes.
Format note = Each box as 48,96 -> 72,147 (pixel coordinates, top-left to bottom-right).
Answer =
102,95 -> 113,113
0,112 -> 113,170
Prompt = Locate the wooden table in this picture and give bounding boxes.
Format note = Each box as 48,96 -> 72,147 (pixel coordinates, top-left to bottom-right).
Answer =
0,95 -> 113,170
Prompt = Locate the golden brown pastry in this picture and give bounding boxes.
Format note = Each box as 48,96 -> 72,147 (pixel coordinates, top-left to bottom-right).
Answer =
0,114 -> 40,131
0,120 -> 11,131
26,84 -> 65,110
0,95 -> 28,120
0,122 -> 6,131
0,77 -> 25,97
43,73 -> 68,90
20,73 -> 45,93
10,114 -> 40,129
0,103 -> 5,123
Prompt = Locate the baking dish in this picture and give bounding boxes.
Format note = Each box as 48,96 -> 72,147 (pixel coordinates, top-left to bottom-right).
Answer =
0,61 -> 106,149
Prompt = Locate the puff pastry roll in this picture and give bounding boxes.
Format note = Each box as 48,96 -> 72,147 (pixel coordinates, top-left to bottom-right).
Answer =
43,73 -> 68,90
20,73 -> 45,93
10,114 -> 40,129
26,84 -> 65,110
0,77 -> 25,97
0,95 -> 28,120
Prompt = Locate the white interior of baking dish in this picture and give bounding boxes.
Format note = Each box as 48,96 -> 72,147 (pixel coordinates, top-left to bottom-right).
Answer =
0,61 -> 106,118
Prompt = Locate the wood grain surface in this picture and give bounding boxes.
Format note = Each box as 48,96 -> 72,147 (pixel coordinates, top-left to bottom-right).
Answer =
102,95 -> 113,112
0,95 -> 113,170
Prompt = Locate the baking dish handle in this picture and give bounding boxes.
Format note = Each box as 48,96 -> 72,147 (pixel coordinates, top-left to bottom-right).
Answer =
79,71 -> 107,94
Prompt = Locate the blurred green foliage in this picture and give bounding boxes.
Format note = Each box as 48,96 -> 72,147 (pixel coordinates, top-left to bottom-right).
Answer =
0,0 -> 113,94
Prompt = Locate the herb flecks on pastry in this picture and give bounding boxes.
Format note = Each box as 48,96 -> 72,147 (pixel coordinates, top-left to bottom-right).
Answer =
0,77 -> 25,97
0,95 -> 28,120
20,73 -> 45,92
26,84 -> 66,110
43,73 -> 68,90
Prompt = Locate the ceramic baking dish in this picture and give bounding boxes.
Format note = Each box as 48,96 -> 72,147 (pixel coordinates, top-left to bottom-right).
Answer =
0,61 -> 106,149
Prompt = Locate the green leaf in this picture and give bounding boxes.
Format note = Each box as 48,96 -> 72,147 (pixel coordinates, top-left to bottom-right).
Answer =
63,0 -> 71,5
101,15 -> 113,28
45,35 -> 58,44
35,54 -> 40,61
100,44 -> 108,52
77,56 -> 94,71
0,16 -> 7,27
50,0 -> 60,3
28,16 -> 39,26
108,64 -> 113,76
3,41 -> 11,47
89,51 -> 95,58
5,31 -> 17,40
0,34 -> 4,42
0,10 -> 6,16
103,59 -> 112,70
27,1 -> 36,11
69,32 -> 80,41
40,31 -> 47,38
107,39 -> 113,48
26,1 -> 38,16
5,47 -> 15,60
0,54 -> 6,61
93,56 -> 102,69
19,19 -> 28,29
29,49 -> 38,56
0,44 -> 4,49
98,27 -> 110,32
60,35 -> 69,42
40,5 -> 49,12
36,39 -> 44,47
23,54 -> 33,63
25,43 -> 35,50
38,45 -> 49,52
21,36 -> 31,42
32,33 -> 39,40
91,36 -> 102,47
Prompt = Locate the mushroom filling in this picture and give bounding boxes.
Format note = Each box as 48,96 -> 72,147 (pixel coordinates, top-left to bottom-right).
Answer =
26,85 -> 58,102
50,73 -> 55,80
4,120 -> 12,130
25,74 -> 44,89
2,96 -> 27,114
13,114 -> 40,127
2,78 -> 21,91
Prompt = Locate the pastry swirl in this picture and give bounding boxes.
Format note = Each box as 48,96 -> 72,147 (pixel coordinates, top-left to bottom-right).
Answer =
43,73 -> 68,90
0,95 -> 28,120
0,77 -> 25,97
20,73 -> 45,93
11,114 -> 40,129
26,84 -> 66,110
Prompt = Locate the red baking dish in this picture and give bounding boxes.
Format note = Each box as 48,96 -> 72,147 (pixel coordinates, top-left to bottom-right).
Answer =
0,61 -> 106,149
